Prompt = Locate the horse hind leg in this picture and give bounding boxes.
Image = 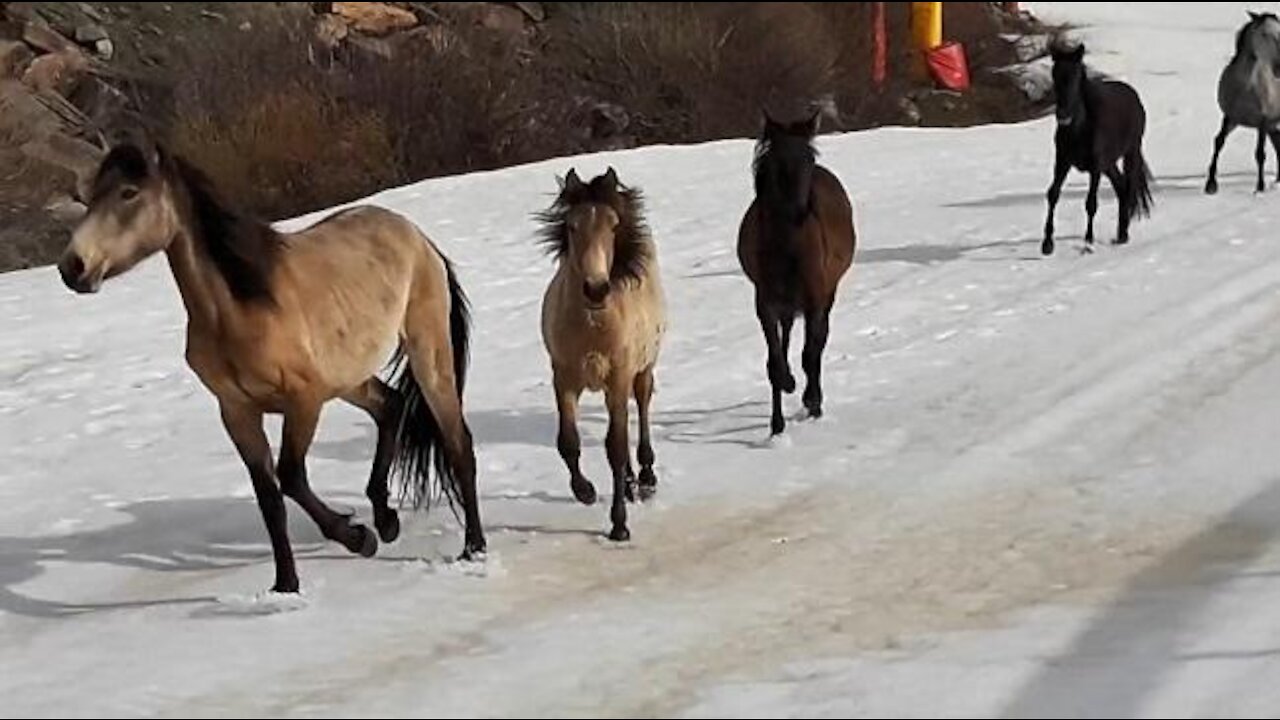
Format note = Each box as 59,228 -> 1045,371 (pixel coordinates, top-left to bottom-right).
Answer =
634,367 -> 658,501
402,339 -> 485,558
342,378 -> 402,543
278,396 -> 378,558
1105,164 -> 1129,245
1270,128 -> 1280,184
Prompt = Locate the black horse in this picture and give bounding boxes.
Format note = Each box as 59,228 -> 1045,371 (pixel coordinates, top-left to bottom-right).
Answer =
1042,43 -> 1153,256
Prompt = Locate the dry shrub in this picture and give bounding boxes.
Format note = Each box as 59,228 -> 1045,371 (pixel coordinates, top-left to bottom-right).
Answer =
170,85 -> 396,217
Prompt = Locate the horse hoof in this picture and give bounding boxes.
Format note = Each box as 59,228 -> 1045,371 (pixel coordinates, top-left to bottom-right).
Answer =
638,468 -> 657,501
781,374 -> 797,394
608,525 -> 631,542
351,524 -> 378,558
376,510 -> 400,544
624,478 -> 638,503
1205,181 -> 1218,195
571,478 -> 597,505
458,546 -> 487,563
806,404 -> 824,420
771,420 -> 786,436
1112,237 -> 1129,247
1041,239 -> 1055,256
271,580 -> 300,594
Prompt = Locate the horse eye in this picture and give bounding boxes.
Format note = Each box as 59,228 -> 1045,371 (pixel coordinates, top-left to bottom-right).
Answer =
121,187 -> 139,201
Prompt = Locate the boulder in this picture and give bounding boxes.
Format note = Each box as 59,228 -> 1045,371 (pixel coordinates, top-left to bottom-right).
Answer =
0,38 -> 33,77
21,48 -> 88,95
332,2 -> 417,36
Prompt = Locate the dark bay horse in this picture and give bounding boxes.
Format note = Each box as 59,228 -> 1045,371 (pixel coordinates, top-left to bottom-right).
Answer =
738,113 -> 856,436
57,141 -> 485,593
1205,11 -> 1280,194
1042,43 -> 1153,256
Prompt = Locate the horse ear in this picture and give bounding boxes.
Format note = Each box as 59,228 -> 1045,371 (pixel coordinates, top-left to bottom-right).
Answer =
563,168 -> 583,193
797,110 -> 820,136
762,110 -> 781,135
1248,10 -> 1261,21
602,166 -> 619,188
1070,43 -> 1085,61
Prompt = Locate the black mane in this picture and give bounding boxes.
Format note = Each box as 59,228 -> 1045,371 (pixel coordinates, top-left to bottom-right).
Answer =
535,170 -> 652,286
753,116 -> 818,228
163,151 -> 282,303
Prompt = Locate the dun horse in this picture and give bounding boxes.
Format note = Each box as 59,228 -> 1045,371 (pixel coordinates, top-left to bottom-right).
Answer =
738,112 -> 856,437
538,168 -> 666,542
1205,11 -> 1280,194
57,142 -> 485,593
1042,43 -> 1154,256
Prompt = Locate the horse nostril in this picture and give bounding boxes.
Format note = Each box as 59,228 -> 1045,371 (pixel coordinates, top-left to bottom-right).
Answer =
583,280 -> 609,305
59,255 -> 85,288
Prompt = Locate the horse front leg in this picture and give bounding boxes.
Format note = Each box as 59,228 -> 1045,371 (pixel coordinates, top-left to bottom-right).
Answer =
604,379 -> 632,542
801,298 -> 833,420
554,370 -> 595,505
1205,115 -> 1234,195
279,397 -> 377,558
1043,152 -> 1070,256
1270,129 -> 1280,185
219,401 -> 297,593
755,294 -> 787,436
1256,126 -> 1269,193
1083,169 -> 1101,252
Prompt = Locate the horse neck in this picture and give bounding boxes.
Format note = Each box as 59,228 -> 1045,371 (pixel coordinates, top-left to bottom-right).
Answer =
163,188 -> 236,331
758,152 -> 814,231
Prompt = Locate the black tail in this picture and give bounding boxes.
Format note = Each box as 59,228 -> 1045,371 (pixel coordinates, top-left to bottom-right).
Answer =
387,255 -> 472,514
1127,149 -> 1154,220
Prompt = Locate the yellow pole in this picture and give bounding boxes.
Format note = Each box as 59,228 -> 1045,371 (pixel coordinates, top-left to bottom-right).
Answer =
911,1 -> 943,78
912,1 -> 943,51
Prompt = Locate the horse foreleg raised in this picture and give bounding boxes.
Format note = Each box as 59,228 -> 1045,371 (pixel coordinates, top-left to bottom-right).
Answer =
554,371 -> 595,505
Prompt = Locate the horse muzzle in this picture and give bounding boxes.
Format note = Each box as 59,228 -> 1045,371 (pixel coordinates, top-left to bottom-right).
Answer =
582,279 -> 610,310
58,253 -> 103,294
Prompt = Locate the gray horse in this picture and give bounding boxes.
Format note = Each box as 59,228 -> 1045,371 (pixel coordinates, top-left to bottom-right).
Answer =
1206,11 -> 1280,194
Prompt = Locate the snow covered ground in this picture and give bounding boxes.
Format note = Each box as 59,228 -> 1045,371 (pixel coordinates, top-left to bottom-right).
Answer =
3,2 -> 1280,717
